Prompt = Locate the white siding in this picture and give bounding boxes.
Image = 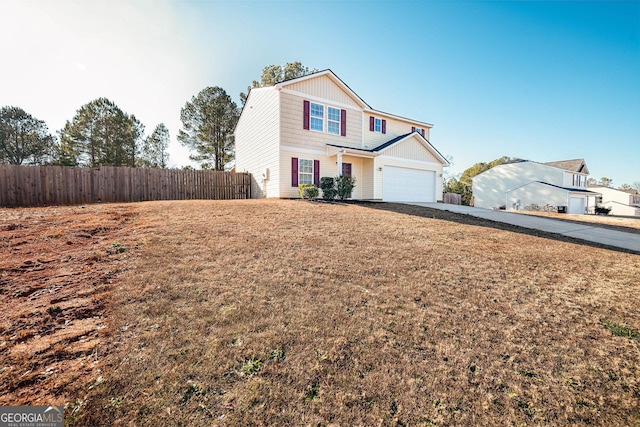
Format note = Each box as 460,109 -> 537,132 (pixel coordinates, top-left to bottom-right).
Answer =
473,162 -> 566,209
280,91 -> 362,151
587,186 -> 640,216
505,182 -> 570,210
562,171 -> 588,188
235,87 -> 280,198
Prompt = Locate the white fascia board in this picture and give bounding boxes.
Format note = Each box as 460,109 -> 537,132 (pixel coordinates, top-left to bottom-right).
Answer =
363,108 -> 434,129
326,146 -> 378,159
280,145 -> 326,156
377,156 -> 445,168
278,88 -> 362,112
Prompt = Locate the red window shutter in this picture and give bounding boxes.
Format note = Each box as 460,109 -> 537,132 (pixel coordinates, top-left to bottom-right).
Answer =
369,116 -> 374,131
421,129 -> 425,137
303,101 -> 310,130
314,160 -> 320,186
340,109 -> 346,136
411,126 -> 416,133
291,157 -> 299,187
382,119 -> 386,134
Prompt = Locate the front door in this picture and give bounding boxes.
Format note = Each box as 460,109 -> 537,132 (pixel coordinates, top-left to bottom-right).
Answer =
341,163 -> 352,198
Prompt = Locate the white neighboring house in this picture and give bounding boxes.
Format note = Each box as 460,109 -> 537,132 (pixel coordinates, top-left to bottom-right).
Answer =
234,69 -> 449,201
586,186 -> 640,216
472,159 -> 600,214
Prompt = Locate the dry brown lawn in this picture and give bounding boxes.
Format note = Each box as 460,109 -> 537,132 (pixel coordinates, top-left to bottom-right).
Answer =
1,199 -> 639,426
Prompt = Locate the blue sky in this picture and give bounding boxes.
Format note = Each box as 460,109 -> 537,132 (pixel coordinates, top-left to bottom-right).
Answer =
1,0 -> 638,185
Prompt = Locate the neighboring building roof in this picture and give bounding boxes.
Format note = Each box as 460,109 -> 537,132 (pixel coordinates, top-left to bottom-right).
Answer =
503,158 -> 528,165
588,185 -> 639,195
543,159 -> 589,174
506,181 -> 600,194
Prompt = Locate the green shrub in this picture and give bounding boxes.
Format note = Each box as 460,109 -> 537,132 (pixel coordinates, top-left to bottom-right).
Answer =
319,177 -> 337,200
336,174 -> 356,200
298,184 -> 318,200
595,205 -> 611,215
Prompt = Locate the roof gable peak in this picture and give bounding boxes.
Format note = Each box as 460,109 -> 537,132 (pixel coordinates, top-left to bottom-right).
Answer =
275,69 -> 370,109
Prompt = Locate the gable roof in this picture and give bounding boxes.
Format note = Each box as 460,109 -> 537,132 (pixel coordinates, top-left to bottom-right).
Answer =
544,159 -> 589,174
275,69 -> 433,128
507,181 -> 600,195
275,69 -> 370,109
327,131 -> 450,165
588,185 -> 639,195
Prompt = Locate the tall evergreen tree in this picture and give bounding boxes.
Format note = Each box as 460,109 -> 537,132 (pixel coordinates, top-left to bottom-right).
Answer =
178,87 -> 239,171
139,123 -> 170,168
57,98 -> 144,167
0,106 -> 55,165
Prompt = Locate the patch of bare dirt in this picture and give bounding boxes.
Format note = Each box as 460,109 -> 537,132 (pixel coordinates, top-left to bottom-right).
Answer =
0,204 -> 139,406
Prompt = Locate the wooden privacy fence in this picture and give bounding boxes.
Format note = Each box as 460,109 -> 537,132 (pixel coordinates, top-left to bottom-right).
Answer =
0,165 -> 252,207
443,192 -> 462,205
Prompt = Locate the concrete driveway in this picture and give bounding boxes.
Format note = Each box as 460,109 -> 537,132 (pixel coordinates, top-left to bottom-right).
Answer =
408,203 -> 640,253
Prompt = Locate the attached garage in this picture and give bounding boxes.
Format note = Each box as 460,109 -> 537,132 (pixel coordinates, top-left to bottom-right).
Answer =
382,166 -> 436,202
568,196 -> 586,214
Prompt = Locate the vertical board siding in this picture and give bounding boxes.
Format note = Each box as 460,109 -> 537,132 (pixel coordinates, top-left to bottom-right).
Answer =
0,165 -> 252,207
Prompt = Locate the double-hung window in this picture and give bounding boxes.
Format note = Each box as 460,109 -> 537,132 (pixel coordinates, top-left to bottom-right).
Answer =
369,116 -> 386,134
304,100 -> 346,136
310,103 -> 324,132
327,107 -> 341,135
298,159 -> 313,185
374,117 -> 382,133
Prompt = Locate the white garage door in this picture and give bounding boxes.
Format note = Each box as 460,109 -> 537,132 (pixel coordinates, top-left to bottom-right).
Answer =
568,196 -> 585,214
383,166 -> 436,202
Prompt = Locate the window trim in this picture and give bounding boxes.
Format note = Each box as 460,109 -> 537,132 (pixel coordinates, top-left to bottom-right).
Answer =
298,158 -> 314,185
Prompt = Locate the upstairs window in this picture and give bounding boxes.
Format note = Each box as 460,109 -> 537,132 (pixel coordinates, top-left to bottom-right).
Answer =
303,101 -> 346,136
374,117 -> 382,133
310,103 -> 324,132
327,107 -> 341,135
412,126 -> 425,137
369,116 -> 386,134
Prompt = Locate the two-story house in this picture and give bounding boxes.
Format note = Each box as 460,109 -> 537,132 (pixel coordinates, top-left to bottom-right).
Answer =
472,159 -> 599,214
235,70 -> 449,201
587,185 -> 640,216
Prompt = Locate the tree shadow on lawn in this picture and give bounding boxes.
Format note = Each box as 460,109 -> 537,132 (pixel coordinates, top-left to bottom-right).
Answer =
355,201 -> 640,256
